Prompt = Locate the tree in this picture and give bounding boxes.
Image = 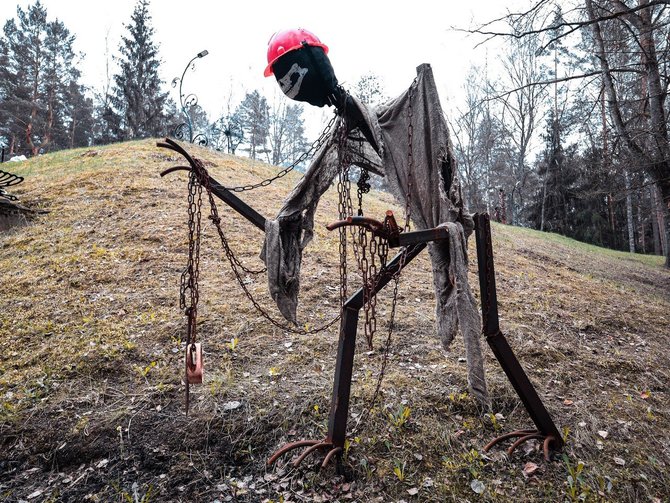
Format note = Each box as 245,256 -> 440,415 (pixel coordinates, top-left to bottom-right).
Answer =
585,0 -> 670,265
352,72 -> 388,107
0,1 -> 92,155
496,25 -> 547,225
466,0 -> 670,267
267,97 -> 308,166
237,90 -> 269,160
108,0 -> 168,140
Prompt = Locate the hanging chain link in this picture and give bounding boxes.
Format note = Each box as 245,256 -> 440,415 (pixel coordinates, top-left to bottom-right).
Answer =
188,158 -> 340,336
181,169 -> 203,412
336,120 -> 352,308
224,111 -> 338,193
404,77 -> 418,232
356,168 -> 371,216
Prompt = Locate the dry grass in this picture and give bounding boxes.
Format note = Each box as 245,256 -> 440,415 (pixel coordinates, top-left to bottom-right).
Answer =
1,139 -> 669,502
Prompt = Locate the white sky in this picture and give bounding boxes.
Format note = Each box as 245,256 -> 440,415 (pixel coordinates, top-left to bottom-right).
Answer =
8,0 -> 519,132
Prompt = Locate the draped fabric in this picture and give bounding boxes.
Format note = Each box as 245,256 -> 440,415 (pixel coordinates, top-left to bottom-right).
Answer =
261,64 -> 490,408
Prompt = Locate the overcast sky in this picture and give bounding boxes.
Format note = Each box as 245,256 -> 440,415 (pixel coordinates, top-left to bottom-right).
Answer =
9,0 -> 520,131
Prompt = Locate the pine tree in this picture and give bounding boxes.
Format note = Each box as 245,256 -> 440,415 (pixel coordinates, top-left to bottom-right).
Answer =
109,0 -> 168,140
0,1 -> 93,155
237,90 -> 269,160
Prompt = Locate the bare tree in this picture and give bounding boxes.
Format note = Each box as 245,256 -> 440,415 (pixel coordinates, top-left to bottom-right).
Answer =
496,24 -> 548,224
466,0 -> 670,267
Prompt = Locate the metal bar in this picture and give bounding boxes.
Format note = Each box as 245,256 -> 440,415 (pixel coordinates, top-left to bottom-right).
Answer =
158,139 -> 267,231
473,213 -> 563,449
327,243 -> 425,448
343,243 -> 426,310
395,227 -> 449,247
207,178 -> 266,231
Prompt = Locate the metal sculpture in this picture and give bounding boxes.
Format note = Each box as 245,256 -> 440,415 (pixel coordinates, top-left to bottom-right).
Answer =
0,169 -> 23,201
171,50 -> 210,145
157,27 -> 562,471
158,137 -> 563,467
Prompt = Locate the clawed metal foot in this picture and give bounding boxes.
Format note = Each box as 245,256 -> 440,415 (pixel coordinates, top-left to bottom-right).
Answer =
268,439 -> 343,469
483,429 -> 559,461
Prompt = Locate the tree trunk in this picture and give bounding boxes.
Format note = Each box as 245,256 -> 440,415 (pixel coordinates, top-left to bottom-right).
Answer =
636,183 -> 646,253
587,0 -> 670,266
625,171 -> 635,253
651,186 -> 661,255
658,181 -> 670,267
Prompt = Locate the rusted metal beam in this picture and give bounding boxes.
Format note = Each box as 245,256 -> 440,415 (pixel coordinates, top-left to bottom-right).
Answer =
474,212 -> 563,459
158,138 -> 266,231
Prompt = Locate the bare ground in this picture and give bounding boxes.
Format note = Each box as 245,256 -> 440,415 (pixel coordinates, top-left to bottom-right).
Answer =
1,140 -> 669,502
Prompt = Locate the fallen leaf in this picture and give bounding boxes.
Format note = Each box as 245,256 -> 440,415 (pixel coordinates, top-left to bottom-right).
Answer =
471,479 -> 485,494
407,487 -> 419,496
640,391 -> 651,400
522,462 -> 539,478
223,401 -> 242,411
614,457 -> 626,466
27,489 -> 43,500
597,430 -> 608,439
563,399 -> 574,406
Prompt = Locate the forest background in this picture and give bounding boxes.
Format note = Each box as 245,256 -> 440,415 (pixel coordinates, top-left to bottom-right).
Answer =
1,0 -> 669,267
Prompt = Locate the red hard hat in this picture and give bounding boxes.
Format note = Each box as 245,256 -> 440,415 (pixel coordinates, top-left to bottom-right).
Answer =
264,28 -> 329,77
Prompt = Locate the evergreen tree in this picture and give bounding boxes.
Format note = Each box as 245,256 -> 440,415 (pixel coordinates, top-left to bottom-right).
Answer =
108,0 -> 168,140
0,1 -> 92,155
237,90 -> 269,160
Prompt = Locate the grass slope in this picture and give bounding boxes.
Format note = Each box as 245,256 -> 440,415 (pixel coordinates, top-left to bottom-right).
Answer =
1,139 -> 669,502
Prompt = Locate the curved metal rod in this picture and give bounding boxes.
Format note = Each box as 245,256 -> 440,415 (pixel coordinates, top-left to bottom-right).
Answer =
293,441 -> 333,466
158,138 -> 198,169
507,433 -> 544,456
326,215 -> 385,233
160,165 -> 192,177
543,436 -> 558,462
321,447 -> 342,468
267,440 -> 320,466
483,429 -> 537,452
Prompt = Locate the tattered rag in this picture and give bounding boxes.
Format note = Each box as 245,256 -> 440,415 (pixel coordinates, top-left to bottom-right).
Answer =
261,64 -> 490,408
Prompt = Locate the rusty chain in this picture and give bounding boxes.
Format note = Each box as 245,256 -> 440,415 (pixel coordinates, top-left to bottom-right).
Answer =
181,169 -> 203,412
188,157 -> 340,336
223,111 -> 338,193
404,77 -> 418,232
336,120 -> 352,308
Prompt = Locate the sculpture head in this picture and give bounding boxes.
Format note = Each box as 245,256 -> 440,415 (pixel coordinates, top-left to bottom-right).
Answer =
264,28 -> 339,108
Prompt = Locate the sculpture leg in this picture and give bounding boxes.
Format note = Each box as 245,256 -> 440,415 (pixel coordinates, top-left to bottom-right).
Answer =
474,213 -> 563,461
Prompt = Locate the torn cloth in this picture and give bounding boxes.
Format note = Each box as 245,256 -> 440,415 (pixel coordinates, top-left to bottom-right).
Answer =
261,63 -> 489,408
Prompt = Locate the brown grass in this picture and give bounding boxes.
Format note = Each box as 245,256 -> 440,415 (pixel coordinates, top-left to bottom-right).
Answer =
1,139 -> 669,502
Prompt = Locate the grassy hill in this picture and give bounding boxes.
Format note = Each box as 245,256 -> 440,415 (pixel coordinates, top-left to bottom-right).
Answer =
1,139 -> 668,502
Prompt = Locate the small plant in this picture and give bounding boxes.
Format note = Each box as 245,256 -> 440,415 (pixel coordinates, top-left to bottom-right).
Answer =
113,481 -> 154,503
563,454 -> 590,502
135,361 -> 157,378
462,449 -> 484,479
393,459 -> 406,482
488,412 -> 502,432
228,337 -> 239,351
387,404 -> 411,430
359,456 -> 374,478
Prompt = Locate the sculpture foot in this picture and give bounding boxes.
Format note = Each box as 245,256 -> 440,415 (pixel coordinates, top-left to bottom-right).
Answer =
268,439 -> 343,469
483,429 -> 559,462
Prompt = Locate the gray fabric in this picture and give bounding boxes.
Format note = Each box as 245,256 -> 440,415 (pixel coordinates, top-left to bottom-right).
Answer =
261,64 -> 490,408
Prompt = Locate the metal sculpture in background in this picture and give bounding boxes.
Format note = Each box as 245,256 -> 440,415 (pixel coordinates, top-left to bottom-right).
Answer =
171,50 -> 210,145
